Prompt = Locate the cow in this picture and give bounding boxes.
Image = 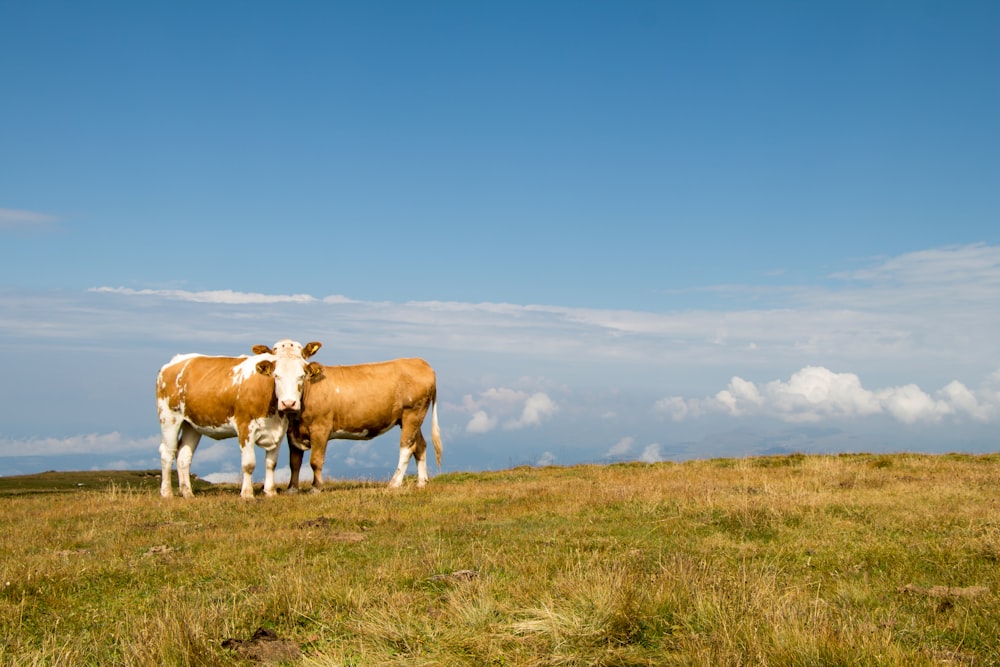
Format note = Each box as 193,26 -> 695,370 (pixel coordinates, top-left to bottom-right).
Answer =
285,357 -> 442,492
156,340 -> 323,499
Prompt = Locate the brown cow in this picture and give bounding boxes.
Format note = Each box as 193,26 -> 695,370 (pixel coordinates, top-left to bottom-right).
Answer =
156,340 -> 322,499
286,358 -> 442,491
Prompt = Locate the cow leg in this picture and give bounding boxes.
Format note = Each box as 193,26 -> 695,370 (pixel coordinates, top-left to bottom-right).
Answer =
388,442 -> 412,488
389,424 -> 418,488
176,426 -> 202,499
391,411 -> 431,488
287,443 -> 305,494
262,446 -> 279,497
158,419 -> 183,498
308,435 -> 329,493
239,443 -> 257,500
413,430 -> 430,487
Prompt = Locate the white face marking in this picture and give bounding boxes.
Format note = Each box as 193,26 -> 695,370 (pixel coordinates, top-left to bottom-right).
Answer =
272,353 -> 308,411
228,340 -> 311,409
269,340 -> 311,411
271,339 -> 303,357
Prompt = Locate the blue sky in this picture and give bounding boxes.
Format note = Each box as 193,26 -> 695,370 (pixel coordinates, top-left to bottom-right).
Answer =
2,2 -> 999,484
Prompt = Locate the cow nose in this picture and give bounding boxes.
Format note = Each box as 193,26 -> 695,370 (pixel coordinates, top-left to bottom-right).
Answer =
280,399 -> 300,411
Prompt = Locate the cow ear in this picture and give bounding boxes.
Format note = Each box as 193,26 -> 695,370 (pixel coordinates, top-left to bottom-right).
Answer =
303,341 -> 322,358
256,360 -> 275,376
252,345 -> 272,355
306,361 -> 324,380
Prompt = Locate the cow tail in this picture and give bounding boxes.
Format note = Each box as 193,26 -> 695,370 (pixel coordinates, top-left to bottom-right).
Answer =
431,398 -> 443,467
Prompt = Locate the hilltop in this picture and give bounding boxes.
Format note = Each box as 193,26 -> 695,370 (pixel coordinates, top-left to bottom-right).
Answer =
2,452 -> 999,665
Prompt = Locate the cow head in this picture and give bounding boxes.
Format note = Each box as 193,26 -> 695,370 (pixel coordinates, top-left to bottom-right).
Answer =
252,340 -> 323,412
252,339 -> 322,359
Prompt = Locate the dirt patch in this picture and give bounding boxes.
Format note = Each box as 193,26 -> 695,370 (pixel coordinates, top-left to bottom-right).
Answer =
140,520 -> 200,530
330,531 -> 366,543
54,549 -> 90,557
143,545 -> 175,557
222,627 -> 301,664
428,569 -> 479,583
298,516 -> 336,529
297,517 -> 367,542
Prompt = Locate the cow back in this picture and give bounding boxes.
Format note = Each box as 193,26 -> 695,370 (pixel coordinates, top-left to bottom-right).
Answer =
158,355 -> 277,429
299,358 -> 436,434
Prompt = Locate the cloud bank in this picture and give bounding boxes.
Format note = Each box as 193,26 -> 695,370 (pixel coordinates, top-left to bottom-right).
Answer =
0,432 -> 158,458
0,208 -> 58,230
89,287 -> 317,304
605,436 -> 635,458
657,366 -> 1000,425
462,388 -> 559,434
2,243 -> 999,477
63,243 -> 1000,378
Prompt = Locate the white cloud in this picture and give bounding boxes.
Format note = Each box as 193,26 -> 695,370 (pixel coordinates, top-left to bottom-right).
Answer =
876,384 -> 939,424
505,392 -> 558,430
832,243 -> 1000,288
466,410 -> 498,434
0,208 -> 58,229
72,244 -> 1000,376
89,287 -> 316,304
191,440 -> 232,463
605,436 -> 634,458
640,444 -> 664,463
482,387 -> 531,407
936,380 -> 993,421
202,472 -> 241,484
536,451 -> 556,466
344,439 -> 381,467
462,388 -> 558,434
657,366 -> 1000,425
715,376 -> 766,416
0,432 -> 158,457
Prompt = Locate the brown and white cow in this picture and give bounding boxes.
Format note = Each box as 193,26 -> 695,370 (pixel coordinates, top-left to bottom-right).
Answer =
285,357 -> 442,492
156,340 -> 322,499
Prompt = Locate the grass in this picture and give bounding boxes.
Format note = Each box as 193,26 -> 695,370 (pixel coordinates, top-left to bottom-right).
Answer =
0,469 -> 213,496
2,452 -> 1000,665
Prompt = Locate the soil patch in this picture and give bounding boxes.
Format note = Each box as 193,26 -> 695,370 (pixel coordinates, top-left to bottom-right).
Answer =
222,627 -> 301,664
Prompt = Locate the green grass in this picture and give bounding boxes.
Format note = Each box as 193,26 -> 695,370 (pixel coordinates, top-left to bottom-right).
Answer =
2,453 -> 1000,665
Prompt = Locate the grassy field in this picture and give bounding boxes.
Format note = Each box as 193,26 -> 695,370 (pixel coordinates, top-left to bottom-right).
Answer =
0,469 -> 213,496
2,452 -> 999,665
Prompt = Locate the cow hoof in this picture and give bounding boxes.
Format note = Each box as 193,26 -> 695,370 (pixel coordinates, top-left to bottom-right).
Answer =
285,486 -> 299,496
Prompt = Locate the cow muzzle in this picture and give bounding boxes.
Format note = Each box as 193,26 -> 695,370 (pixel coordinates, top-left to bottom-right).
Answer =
278,399 -> 301,412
